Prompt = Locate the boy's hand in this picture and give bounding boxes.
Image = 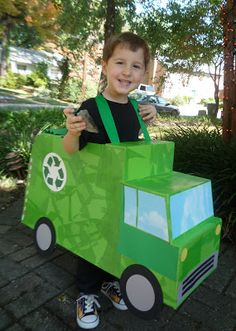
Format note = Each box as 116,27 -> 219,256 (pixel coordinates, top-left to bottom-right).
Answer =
64,108 -> 86,137
139,104 -> 157,125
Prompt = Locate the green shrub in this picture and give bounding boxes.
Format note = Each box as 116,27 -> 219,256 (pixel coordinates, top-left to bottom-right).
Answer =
161,123 -> 236,243
26,72 -> 47,88
200,97 -> 215,107
63,77 -> 82,103
0,108 -> 65,175
84,77 -> 98,101
63,77 -> 98,103
0,71 -> 27,89
169,95 -> 191,106
25,62 -> 49,88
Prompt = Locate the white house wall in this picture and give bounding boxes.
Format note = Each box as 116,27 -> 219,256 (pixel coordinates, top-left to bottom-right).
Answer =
0,46 -> 63,80
163,72 -> 223,102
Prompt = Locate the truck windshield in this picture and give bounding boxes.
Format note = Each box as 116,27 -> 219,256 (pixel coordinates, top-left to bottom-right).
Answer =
170,182 -> 214,239
124,181 -> 214,241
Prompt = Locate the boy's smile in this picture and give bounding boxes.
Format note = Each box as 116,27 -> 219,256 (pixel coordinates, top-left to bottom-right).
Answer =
102,45 -> 146,103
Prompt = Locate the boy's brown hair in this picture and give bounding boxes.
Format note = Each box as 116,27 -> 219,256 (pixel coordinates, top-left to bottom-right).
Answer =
102,32 -> 150,69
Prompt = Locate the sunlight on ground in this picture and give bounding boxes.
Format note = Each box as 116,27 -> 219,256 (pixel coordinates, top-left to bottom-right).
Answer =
0,176 -> 17,191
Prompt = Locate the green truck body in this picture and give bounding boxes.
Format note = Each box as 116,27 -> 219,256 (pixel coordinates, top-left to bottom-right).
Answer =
22,130 -> 221,319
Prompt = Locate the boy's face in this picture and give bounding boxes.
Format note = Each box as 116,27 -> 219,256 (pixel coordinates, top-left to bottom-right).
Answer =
102,44 -> 146,103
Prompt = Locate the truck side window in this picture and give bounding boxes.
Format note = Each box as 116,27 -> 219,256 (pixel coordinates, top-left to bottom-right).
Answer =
124,186 -> 137,227
137,191 -> 169,241
124,186 -> 169,241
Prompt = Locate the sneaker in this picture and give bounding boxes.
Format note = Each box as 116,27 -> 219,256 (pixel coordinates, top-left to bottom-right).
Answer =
101,281 -> 128,311
76,294 -> 101,329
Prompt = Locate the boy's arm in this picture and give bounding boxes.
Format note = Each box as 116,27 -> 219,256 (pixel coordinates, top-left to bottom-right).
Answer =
63,108 -> 86,154
63,131 -> 80,154
139,104 -> 157,125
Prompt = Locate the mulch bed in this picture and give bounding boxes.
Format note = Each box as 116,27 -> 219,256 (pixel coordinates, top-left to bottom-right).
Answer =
0,183 -> 25,212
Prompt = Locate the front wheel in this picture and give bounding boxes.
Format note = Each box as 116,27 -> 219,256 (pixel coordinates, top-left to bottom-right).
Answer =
34,218 -> 56,256
120,264 -> 163,320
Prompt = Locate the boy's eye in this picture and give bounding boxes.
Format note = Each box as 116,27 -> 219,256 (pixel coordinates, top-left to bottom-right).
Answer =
116,61 -> 123,65
133,64 -> 141,69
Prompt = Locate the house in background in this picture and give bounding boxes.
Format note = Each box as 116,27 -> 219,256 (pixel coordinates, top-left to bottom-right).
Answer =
162,72 -> 223,103
147,58 -> 223,105
0,46 -> 63,80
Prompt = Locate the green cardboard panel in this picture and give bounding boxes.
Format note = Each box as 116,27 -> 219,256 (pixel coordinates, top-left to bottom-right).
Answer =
22,131 -> 222,312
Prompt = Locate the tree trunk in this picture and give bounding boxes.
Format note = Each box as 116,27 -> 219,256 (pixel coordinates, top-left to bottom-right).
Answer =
221,0 -> 236,142
208,60 -> 222,117
58,57 -> 70,100
81,51 -> 87,100
0,24 -> 11,76
98,0 -> 116,94
104,0 -> 116,43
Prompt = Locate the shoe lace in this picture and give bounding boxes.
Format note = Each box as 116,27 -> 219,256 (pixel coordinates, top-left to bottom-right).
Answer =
107,281 -> 121,297
77,294 -> 101,314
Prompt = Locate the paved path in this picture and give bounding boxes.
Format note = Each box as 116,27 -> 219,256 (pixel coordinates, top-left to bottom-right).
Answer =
0,197 -> 236,331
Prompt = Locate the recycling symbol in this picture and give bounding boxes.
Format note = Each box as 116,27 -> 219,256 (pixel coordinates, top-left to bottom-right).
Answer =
42,153 -> 67,192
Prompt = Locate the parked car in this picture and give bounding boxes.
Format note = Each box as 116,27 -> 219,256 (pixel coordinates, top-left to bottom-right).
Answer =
131,93 -> 180,116
137,84 -> 155,95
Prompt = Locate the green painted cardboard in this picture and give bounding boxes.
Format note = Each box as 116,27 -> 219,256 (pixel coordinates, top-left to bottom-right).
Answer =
22,129 -> 222,316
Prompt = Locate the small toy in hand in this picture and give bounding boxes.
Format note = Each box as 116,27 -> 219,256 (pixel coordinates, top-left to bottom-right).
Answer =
74,109 -> 98,133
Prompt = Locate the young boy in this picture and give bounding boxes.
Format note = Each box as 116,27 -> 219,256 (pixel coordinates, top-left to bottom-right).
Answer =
63,32 -> 156,329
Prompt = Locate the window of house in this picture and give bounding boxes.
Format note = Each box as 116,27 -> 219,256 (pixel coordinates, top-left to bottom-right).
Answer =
17,64 -> 27,74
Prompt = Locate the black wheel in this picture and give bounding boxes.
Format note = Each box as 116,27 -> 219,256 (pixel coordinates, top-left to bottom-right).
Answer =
34,218 -> 56,256
120,264 -> 163,320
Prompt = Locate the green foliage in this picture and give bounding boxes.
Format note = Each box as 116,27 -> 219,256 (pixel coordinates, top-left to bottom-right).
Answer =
159,0 -> 223,72
84,78 -> 98,100
63,77 -> 82,103
35,62 -> 49,80
62,77 -> 98,103
0,71 -> 27,89
161,122 -> 236,243
131,2 -> 166,56
9,22 -> 43,48
0,108 -> 65,174
200,97 -> 215,106
26,62 -> 49,88
26,72 -> 46,88
169,95 -> 191,106
0,63 -> 49,89
56,0 -> 136,50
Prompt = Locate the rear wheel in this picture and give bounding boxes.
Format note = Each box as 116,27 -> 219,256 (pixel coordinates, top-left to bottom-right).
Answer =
171,110 -> 178,116
34,218 -> 56,256
120,264 -> 163,320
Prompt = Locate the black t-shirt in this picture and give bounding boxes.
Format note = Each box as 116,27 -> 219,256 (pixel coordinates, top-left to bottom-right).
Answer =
78,97 -> 140,150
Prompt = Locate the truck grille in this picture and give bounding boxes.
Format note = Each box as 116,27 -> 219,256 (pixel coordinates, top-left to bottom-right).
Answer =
178,252 -> 218,303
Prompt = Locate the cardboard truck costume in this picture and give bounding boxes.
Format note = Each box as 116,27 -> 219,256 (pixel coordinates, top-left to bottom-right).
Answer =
22,96 -> 222,320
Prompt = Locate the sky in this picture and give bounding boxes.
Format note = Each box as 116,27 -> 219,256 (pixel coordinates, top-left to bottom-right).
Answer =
135,0 -> 168,13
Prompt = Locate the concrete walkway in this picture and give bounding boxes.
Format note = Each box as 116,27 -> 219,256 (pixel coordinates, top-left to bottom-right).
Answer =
0,197 -> 236,331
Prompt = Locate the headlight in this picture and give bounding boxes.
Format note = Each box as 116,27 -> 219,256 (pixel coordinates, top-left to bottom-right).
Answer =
215,224 -> 221,236
180,248 -> 188,262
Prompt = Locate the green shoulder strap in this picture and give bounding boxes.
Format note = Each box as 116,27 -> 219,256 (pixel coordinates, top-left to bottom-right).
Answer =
95,94 -> 120,143
129,98 -> 151,142
95,95 -> 151,143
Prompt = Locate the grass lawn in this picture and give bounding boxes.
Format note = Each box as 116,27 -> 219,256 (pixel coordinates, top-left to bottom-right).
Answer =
0,87 -> 72,107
